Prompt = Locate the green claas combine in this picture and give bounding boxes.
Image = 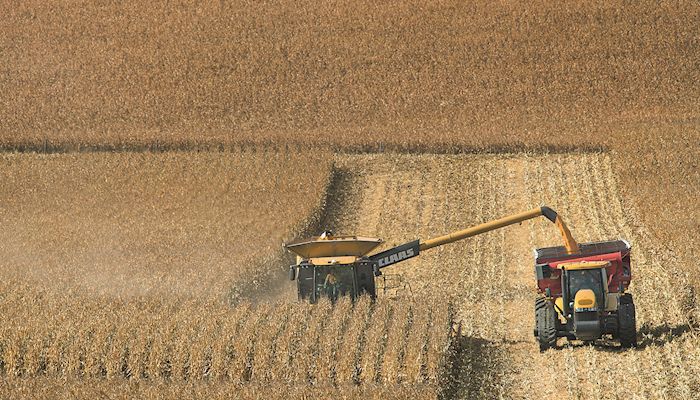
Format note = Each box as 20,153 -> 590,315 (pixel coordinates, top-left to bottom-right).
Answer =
284,206 -> 636,349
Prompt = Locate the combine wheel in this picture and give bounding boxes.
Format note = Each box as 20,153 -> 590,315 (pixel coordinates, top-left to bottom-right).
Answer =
618,294 -> 637,348
535,297 -> 557,351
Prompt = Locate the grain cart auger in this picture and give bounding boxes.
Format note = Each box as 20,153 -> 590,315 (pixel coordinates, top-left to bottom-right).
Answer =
284,206 -> 636,348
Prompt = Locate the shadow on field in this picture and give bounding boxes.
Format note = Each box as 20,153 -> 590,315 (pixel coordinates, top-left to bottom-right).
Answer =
440,334 -> 507,400
0,139 -> 608,156
557,322 -> 697,353
317,165 -> 357,233
636,322 -> 697,348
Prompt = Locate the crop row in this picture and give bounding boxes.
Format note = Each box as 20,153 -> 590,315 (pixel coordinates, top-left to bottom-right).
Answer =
0,297 -> 457,388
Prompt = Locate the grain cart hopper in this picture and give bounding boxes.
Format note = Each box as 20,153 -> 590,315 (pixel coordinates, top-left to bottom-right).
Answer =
284,206 -> 635,348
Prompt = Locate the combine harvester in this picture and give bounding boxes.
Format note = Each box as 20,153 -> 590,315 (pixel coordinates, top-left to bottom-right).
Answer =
285,206 -> 636,349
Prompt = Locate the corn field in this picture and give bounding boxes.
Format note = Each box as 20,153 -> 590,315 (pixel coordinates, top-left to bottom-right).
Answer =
1,1 -> 697,151
1,151 -> 698,398
0,151 -> 332,302
0,297 -> 456,386
0,379 -> 438,400
1,0 -> 698,398
2,0 -> 695,275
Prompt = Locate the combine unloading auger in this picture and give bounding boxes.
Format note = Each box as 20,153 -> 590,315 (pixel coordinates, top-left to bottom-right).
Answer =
284,205 -> 635,348
367,206 -> 579,270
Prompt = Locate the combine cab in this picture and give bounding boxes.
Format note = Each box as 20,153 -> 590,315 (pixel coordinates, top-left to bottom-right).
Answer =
285,234 -> 385,302
534,240 -> 636,349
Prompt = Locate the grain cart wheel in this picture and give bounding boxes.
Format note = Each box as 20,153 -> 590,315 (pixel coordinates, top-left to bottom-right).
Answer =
618,294 -> 637,348
535,298 -> 557,351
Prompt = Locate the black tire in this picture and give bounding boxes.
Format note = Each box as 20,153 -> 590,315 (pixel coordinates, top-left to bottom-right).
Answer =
536,297 -> 557,351
618,294 -> 637,348
534,297 -> 548,335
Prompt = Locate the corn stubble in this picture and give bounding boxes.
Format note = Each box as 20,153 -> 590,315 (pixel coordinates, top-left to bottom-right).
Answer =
317,153 -> 700,399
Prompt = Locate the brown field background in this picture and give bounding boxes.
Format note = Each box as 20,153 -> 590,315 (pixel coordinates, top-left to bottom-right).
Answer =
0,0 -> 699,398
2,0 -> 698,268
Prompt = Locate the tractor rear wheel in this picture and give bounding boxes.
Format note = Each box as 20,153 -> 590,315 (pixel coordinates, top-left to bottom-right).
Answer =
536,297 -> 557,351
618,294 -> 637,348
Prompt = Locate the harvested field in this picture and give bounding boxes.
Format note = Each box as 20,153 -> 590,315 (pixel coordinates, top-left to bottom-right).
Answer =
311,153 -> 699,398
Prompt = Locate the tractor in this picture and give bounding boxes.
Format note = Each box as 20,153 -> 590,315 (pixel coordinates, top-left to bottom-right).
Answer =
534,239 -> 635,349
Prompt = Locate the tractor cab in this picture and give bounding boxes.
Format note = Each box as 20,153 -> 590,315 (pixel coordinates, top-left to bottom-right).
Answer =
557,261 -> 610,340
559,261 -> 609,316
284,232 -> 382,303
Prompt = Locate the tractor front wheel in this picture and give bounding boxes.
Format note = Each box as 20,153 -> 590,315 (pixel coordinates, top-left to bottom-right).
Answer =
535,297 -> 557,351
618,294 -> 637,348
